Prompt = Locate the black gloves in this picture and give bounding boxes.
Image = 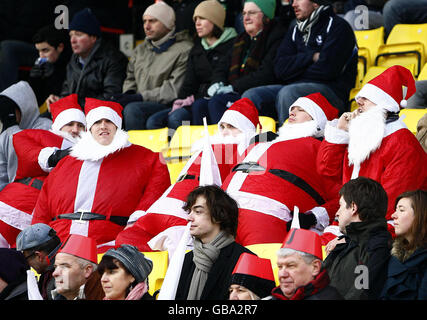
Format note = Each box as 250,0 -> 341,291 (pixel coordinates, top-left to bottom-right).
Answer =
30,61 -> 55,79
110,93 -> 143,107
286,210 -> 317,231
47,148 -> 71,168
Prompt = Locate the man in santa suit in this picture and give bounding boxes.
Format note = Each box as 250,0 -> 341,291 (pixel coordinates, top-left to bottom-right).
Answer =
115,98 -> 261,253
318,65 -> 427,239
0,94 -> 86,248
222,92 -> 341,246
31,98 -> 170,251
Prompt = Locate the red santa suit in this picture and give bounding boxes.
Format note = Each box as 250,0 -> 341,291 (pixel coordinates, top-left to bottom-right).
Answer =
31,98 -> 170,251
0,94 -> 85,248
115,98 -> 261,253
318,66 -> 427,238
222,93 -> 341,246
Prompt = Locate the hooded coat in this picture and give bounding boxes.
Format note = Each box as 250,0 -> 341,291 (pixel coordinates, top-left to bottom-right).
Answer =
0,81 -> 52,192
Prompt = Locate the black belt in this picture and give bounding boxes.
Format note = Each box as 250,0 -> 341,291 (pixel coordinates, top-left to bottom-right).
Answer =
53,211 -> 128,226
268,169 -> 325,205
176,174 -> 199,183
232,162 -> 265,173
15,177 -> 43,190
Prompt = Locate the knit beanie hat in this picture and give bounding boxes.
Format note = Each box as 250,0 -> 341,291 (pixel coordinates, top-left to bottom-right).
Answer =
310,0 -> 331,5
193,0 -> 226,30
244,0 -> 276,20
104,245 -> 153,283
144,1 -> 176,30
69,8 -> 101,37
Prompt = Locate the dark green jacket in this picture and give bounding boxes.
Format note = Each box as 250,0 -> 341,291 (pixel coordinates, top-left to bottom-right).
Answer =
323,219 -> 392,300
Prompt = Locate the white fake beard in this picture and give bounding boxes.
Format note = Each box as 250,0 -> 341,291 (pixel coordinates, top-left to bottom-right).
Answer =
70,129 -> 131,161
50,129 -> 82,144
275,120 -> 321,142
347,106 -> 386,167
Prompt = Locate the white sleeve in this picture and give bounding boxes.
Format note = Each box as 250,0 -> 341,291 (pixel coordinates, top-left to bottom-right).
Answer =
324,119 -> 349,144
38,147 -> 59,173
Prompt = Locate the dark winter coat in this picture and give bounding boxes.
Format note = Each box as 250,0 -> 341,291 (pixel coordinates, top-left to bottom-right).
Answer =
175,241 -> 254,300
323,219 -> 392,300
273,5 -> 357,104
60,38 -> 128,107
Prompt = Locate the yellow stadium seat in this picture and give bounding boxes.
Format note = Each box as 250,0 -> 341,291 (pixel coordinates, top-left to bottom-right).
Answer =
400,108 -> 427,134
127,128 -> 169,152
39,101 -> 48,114
349,66 -> 388,103
354,27 -> 385,65
417,63 -> 427,80
259,116 -> 277,133
97,250 -> 168,297
169,125 -> 218,150
375,23 -> 427,76
166,159 -> 188,184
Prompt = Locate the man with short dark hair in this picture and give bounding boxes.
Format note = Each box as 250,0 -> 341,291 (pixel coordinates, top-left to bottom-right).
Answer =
175,185 -> 254,300
323,177 -> 392,300
16,223 -> 61,300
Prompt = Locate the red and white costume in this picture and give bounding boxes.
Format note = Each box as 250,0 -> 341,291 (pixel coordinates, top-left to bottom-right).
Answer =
222,93 -> 341,246
318,66 -> 427,238
115,98 -> 261,253
0,94 -> 85,248
31,98 -> 170,251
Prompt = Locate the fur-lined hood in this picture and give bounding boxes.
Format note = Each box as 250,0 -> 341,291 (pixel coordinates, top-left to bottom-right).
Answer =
391,238 -> 419,262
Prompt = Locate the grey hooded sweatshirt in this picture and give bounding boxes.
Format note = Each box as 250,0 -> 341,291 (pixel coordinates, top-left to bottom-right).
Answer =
0,81 -> 52,190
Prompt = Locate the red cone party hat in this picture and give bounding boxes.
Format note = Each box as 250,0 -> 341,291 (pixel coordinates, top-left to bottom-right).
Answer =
58,234 -> 97,263
281,228 -> 323,260
232,253 -> 275,282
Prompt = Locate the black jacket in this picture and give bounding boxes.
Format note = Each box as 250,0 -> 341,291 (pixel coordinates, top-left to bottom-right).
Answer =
60,38 -> 128,107
323,219 -> 392,300
175,241 -> 254,300
178,36 -> 235,100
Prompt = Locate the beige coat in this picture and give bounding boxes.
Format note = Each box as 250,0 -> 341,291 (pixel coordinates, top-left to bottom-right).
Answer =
123,31 -> 193,104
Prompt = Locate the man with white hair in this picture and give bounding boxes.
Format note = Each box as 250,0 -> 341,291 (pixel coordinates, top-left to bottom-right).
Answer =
266,227 -> 343,300
0,94 -> 85,248
112,1 -> 193,130
318,65 -> 427,238
222,92 -> 341,246
115,97 -> 261,253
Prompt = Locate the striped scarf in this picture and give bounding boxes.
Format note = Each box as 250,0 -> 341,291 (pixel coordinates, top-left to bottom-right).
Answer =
296,5 -> 329,45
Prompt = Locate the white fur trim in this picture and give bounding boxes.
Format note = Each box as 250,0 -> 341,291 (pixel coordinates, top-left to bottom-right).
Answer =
148,225 -> 193,258
145,196 -> 188,220
324,119 -> 349,144
0,201 -> 32,230
86,106 -> 122,130
127,210 -> 147,225
289,97 -> 327,131
70,130 -> 131,161
38,147 -> 59,173
218,109 -> 256,133
322,225 -> 342,237
310,206 -> 330,231
51,108 -> 86,132
355,83 -> 399,113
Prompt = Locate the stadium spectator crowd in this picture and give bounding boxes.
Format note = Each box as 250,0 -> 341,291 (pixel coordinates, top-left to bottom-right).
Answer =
0,0 -> 426,303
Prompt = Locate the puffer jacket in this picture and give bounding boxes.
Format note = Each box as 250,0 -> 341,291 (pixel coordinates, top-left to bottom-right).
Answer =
60,38 -> 128,107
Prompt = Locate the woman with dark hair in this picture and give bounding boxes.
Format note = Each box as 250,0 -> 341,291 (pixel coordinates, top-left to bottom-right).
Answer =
146,0 -> 237,130
98,244 -> 154,300
381,190 -> 427,300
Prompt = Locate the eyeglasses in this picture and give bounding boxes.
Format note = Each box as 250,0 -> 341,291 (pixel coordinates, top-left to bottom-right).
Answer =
242,10 -> 262,17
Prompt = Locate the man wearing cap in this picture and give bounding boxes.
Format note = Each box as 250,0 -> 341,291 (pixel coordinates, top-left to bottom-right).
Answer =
222,92 -> 341,246
318,65 -> 427,238
46,8 -> 128,108
32,98 -> 170,249
0,94 -> 85,248
115,98 -> 261,254
114,1 -> 193,130
242,0 -> 357,125
229,252 -> 276,300
266,228 -> 343,300
16,223 -> 61,300
51,234 -> 104,300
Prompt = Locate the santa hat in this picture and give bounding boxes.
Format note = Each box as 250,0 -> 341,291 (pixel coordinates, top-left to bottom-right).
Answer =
355,65 -> 416,113
57,234 -> 97,264
289,92 -> 338,130
281,228 -> 323,260
50,94 -> 86,132
218,98 -> 261,134
84,98 -> 123,130
231,253 -> 276,298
